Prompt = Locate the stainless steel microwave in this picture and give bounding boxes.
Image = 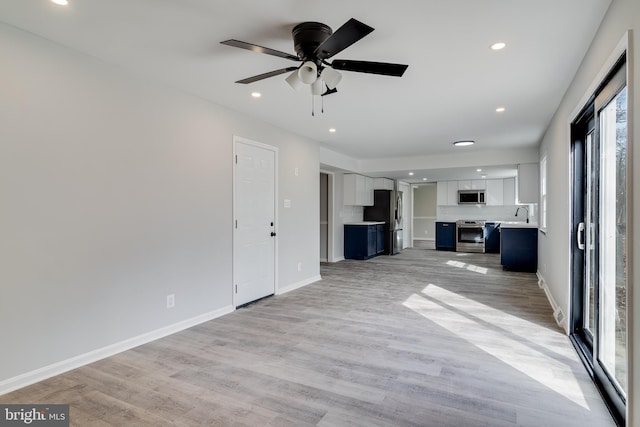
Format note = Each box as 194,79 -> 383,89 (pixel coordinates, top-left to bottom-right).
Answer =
458,190 -> 486,204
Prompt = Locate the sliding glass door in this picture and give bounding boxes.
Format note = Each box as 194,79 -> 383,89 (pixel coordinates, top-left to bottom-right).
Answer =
570,58 -> 627,426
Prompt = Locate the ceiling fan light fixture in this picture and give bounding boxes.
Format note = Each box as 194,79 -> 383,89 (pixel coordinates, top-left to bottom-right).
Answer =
320,66 -> 342,90
285,70 -> 305,91
311,78 -> 324,95
298,61 -> 318,84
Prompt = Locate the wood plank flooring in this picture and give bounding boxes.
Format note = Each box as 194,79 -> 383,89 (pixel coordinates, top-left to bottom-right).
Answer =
1,248 -> 616,426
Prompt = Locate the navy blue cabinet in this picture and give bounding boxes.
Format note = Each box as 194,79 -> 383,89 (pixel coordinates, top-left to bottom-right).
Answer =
484,222 -> 500,253
500,227 -> 538,272
435,222 -> 456,251
345,224 -> 385,260
376,225 -> 384,254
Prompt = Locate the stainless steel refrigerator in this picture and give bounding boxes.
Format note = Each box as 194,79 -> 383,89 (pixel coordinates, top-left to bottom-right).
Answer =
363,189 -> 403,255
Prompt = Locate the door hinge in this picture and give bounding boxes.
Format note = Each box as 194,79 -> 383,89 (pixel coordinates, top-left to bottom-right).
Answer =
235,284 -> 237,293
235,220 -> 238,229
235,154 -> 238,164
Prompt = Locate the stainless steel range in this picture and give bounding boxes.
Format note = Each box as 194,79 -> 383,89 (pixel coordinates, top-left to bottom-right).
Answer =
456,220 -> 485,253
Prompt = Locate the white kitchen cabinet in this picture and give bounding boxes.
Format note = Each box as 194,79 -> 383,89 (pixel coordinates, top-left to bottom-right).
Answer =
447,181 -> 458,205
517,163 -> 539,204
485,179 -> 504,205
437,180 -> 461,206
436,181 -> 448,205
365,176 -> 374,205
344,174 -> 374,206
457,180 -> 472,190
503,177 -> 516,205
373,177 -> 395,190
472,179 -> 486,190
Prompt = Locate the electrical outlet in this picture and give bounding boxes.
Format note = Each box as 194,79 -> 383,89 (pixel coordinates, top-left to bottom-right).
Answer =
297,262 -> 302,272
166,294 -> 175,309
294,167 -> 299,176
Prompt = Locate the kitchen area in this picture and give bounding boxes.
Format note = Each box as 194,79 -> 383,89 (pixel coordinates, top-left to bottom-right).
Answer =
338,163 -> 540,272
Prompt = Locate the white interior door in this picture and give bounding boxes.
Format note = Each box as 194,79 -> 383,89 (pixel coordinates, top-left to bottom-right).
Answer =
234,138 -> 276,307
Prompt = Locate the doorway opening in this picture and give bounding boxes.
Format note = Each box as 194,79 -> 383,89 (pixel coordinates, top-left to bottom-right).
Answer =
320,171 -> 334,263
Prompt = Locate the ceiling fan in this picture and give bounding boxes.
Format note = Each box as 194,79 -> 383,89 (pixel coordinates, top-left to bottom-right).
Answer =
221,18 -> 408,97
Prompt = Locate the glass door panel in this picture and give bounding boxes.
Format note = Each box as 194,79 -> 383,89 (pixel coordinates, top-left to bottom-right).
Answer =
584,131 -> 596,339
570,58 -> 627,425
597,87 -> 627,394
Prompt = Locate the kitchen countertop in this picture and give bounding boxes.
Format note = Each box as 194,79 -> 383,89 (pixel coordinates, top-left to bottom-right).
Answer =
498,221 -> 539,228
434,219 -> 539,228
344,221 -> 385,226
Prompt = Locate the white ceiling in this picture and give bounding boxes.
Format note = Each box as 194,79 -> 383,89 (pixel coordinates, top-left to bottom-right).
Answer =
1,0 -> 611,182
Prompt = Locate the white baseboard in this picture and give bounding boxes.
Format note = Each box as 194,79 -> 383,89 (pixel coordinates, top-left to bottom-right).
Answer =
536,271 -> 568,333
276,275 -> 322,295
330,256 -> 345,263
0,305 -> 234,396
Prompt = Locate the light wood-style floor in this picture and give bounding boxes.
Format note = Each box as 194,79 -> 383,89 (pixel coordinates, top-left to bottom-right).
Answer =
1,248 -> 616,426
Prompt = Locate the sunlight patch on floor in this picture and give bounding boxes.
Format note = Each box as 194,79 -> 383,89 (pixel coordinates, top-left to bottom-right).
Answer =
402,284 -> 590,409
446,260 -> 488,274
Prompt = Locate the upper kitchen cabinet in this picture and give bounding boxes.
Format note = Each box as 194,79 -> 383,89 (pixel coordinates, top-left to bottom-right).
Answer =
457,180 -> 472,190
517,163 -> 539,204
344,174 -> 374,206
437,181 -> 447,205
437,181 -> 458,206
373,178 -> 395,190
458,179 -> 485,190
471,179 -> 486,189
503,177 -> 516,205
439,178 -> 516,206
485,179 -> 504,205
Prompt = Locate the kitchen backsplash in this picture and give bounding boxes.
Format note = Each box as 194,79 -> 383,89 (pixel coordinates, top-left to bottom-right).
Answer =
437,204 -> 537,223
341,205 -> 364,223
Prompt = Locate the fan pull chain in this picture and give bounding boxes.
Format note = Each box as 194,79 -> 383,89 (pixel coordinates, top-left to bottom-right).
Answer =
311,95 -> 314,117
321,95 -> 324,114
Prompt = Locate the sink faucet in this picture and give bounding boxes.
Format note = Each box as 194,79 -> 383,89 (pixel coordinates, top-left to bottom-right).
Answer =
515,206 -> 529,223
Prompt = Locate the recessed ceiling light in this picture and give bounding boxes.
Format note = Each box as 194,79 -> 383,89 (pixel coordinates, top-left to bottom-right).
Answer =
453,140 -> 475,147
251,92 -> 261,98
476,168 -> 482,172
422,178 -> 428,181
491,42 -> 506,50
496,107 -> 506,113
329,128 -> 336,133
51,0 -> 68,5
408,172 -> 414,176
481,174 -> 487,178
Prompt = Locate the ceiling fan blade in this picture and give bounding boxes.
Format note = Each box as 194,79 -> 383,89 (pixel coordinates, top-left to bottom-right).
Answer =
313,18 -> 374,60
321,87 -> 337,96
235,67 -> 299,84
221,39 -> 299,62
331,60 -> 408,77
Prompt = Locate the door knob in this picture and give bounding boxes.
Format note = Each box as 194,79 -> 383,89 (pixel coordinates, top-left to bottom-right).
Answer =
271,232 -> 276,237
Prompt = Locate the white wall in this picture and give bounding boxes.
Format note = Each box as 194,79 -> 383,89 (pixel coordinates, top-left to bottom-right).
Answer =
0,23 -> 319,388
537,0 -> 639,422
